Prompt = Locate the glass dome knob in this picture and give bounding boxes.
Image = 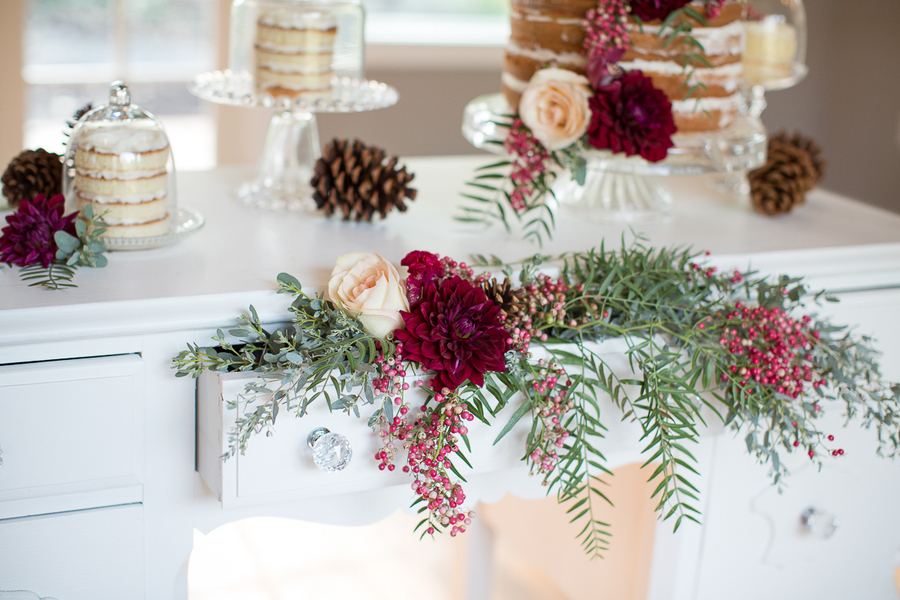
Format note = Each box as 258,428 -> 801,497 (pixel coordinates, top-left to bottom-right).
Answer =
109,81 -> 131,106
307,427 -> 352,472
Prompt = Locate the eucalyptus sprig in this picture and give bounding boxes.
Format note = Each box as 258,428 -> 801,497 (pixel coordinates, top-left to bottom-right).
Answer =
17,204 -> 109,290
173,273 -> 393,458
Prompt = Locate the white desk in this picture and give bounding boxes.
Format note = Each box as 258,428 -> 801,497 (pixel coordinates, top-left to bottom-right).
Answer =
1,156 -> 899,599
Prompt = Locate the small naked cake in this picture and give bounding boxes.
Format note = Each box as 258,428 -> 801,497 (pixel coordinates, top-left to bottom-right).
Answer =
73,127 -> 170,238
255,10 -> 337,98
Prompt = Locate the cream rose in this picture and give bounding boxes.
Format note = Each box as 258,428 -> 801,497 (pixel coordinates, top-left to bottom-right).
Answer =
519,68 -> 592,151
327,252 -> 409,339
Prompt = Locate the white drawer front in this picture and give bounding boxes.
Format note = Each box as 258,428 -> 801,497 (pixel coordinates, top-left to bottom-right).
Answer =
0,503 -> 143,599
0,354 -> 143,518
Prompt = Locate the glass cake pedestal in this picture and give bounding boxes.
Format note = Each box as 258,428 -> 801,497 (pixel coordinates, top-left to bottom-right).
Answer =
462,93 -> 767,222
190,71 -> 399,211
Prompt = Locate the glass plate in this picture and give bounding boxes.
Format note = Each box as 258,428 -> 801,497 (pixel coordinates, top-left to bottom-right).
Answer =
189,71 -> 399,113
103,206 -> 205,251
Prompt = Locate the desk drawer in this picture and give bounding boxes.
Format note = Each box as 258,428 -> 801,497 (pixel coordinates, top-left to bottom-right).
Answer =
0,354 -> 143,519
197,369 -> 539,509
0,503 -> 143,599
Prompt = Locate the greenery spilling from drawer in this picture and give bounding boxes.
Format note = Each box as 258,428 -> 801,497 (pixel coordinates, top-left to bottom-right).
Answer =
173,239 -> 900,557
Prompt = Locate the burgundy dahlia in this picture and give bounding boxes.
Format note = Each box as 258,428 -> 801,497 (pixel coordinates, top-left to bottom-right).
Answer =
402,250 -> 445,305
628,0 -> 690,22
395,276 -> 508,391
586,70 -> 677,163
0,194 -> 77,268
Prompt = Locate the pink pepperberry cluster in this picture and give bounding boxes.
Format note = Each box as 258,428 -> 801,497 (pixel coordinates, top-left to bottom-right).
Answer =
527,360 -> 576,483
705,0 -> 726,19
499,274 -> 574,351
583,0 -> 630,59
716,303 -> 823,399
790,425 -> 844,458
375,386 -> 476,537
689,261 -> 718,279
504,120 -> 551,213
438,256 -> 475,281
372,347 -> 411,397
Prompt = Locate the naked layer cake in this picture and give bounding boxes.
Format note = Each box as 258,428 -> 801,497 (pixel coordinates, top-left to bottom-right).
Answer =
502,0 -> 746,133
73,127 -> 171,238
255,10 -> 337,98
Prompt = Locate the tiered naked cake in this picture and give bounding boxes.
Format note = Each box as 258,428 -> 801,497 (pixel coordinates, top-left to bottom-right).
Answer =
255,10 -> 337,98
502,0 -> 746,133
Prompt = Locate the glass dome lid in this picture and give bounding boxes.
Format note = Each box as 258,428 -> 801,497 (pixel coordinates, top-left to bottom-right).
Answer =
228,0 -> 365,102
63,81 -> 177,242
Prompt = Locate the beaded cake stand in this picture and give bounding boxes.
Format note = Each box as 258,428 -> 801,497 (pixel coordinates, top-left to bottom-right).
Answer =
462,93 -> 767,222
190,70 -> 399,211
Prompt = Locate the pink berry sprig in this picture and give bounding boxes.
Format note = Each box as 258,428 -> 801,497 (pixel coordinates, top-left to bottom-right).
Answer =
583,0 -> 630,59
371,344 -> 411,398
375,384 -> 476,537
439,256 -> 475,281
716,302 -> 821,399
704,0 -> 726,19
504,119 -> 551,214
512,273 -> 574,348
526,359 -> 576,483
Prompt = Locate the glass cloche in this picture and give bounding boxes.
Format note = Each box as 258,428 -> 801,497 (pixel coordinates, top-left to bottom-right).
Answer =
63,81 -> 177,244
228,0 -> 364,101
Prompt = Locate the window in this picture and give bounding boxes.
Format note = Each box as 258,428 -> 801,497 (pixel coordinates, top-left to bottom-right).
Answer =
364,0 -> 506,15
23,0 -> 217,170
364,0 -> 508,47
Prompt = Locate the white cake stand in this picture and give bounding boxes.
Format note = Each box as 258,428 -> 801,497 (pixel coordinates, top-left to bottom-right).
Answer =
190,70 -> 399,211
462,93 -> 767,222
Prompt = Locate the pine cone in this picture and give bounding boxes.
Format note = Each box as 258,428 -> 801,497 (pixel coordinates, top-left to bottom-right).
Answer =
749,132 -> 822,216
480,277 -> 526,321
311,139 -> 417,222
1,149 -> 63,209
771,131 -> 826,185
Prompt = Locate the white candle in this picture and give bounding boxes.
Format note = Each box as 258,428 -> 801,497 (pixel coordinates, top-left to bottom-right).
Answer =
743,17 -> 798,85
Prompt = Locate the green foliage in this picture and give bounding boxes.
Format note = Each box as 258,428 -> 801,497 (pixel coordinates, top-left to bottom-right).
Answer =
458,143 -> 586,248
18,262 -> 78,290
469,237 -> 900,549
173,273 -> 392,458
15,205 -> 110,290
56,204 -> 109,268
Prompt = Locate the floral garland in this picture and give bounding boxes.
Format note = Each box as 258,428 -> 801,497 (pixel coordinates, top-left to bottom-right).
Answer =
461,0 -> 732,245
0,194 -> 108,289
173,241 -> 900,554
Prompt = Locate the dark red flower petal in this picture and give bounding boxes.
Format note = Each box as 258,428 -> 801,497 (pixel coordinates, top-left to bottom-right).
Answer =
586,70 -> 676,163
629,0 -> 691,22
395,276 -> 508,392
0,193 -> 77,268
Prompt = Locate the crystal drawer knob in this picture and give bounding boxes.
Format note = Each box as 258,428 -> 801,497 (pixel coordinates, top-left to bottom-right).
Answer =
801,507 -> 839,539
307,427 -> 352,472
